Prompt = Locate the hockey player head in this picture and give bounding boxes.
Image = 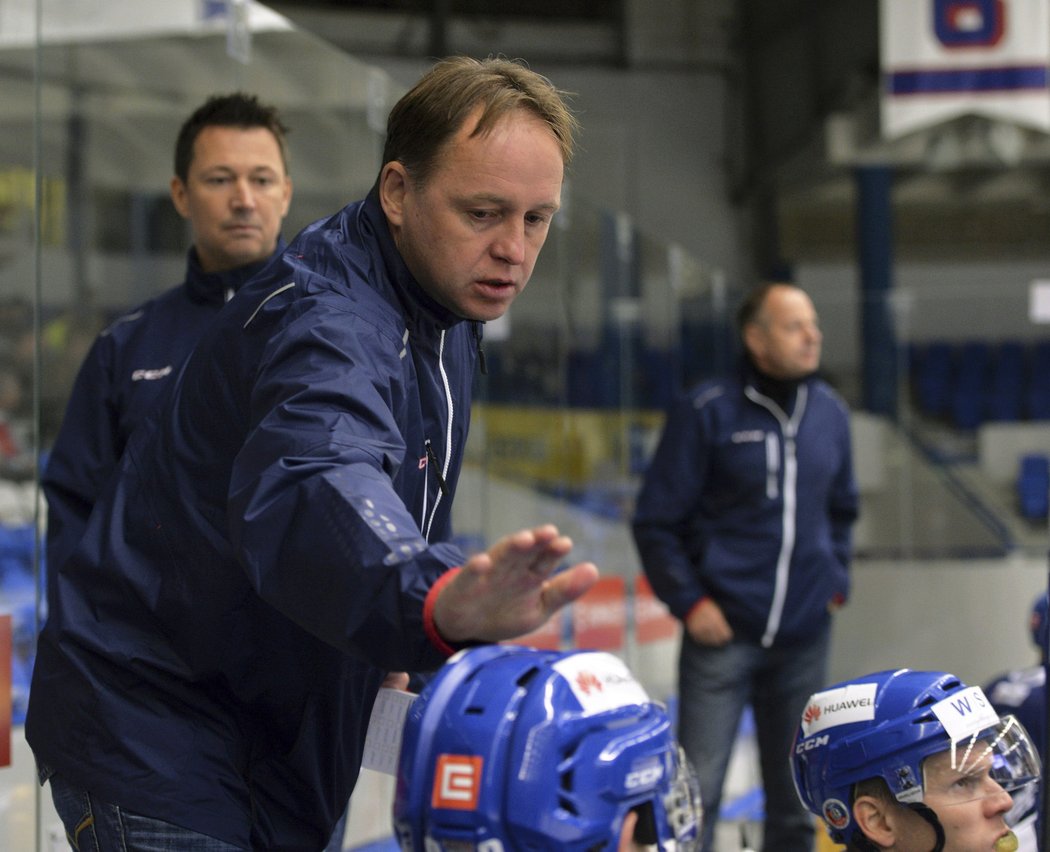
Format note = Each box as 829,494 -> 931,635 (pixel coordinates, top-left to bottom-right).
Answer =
393,644 -> 702,851
791,669 -> 1040,852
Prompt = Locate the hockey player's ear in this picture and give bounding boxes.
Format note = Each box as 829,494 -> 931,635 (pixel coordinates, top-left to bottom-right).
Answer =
852,794 -> 896,847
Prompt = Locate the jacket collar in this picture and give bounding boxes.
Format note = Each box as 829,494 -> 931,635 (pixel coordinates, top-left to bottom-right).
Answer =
184,240 -> 286,306
361,185 -> 464,334
740,355 -> 814,414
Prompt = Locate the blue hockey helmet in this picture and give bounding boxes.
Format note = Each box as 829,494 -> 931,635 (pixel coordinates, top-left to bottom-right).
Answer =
791,669 -> 1041,846
393,644 -> 702,851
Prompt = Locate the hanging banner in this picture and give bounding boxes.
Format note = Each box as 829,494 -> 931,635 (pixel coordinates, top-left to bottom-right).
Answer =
880,0 -> 1050,138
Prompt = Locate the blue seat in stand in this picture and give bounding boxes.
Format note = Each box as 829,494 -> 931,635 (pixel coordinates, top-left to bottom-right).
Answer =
915,342 -> 953,418
987,341 -> 1025,422
1018,453 -> 1050,520
1027,341 -> 1050,420
950,341 -> 990,429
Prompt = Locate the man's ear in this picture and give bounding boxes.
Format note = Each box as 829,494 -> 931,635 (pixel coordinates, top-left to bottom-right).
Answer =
742,322 -> 764,359
279,175 -> 293,218
170,176 -> 190,220
852,795 -> 896,848
379,161 -> 409,229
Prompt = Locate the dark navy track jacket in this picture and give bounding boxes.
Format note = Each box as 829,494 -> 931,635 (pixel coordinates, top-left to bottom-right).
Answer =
27,191 -> 473,850
42,247 -> 282,582
632,371 -> 859,648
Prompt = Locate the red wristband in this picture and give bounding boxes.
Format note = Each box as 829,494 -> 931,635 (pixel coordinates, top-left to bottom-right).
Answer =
423,567 -> 462,657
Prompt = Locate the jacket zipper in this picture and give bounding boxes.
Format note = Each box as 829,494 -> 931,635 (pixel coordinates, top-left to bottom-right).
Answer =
745,384 -> 808,647
424,439 -> 449,497
423,330 -> 454,540
472,321 -> 487,374
765,433 -> 779,499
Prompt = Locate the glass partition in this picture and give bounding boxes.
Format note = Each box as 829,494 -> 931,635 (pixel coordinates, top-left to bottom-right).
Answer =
802,275 -> 1039,562
455,196 -> 732,580
5,1 -> 1043,849
459,249 -> 1039,575
1,2 -> 402,846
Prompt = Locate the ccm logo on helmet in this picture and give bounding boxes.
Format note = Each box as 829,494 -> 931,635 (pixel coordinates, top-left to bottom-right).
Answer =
625,762 -> 664,790
795,734 -> 830,754
431,754 -> 483,810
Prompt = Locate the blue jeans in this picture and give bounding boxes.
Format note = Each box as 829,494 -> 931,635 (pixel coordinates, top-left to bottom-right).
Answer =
45,770 -> 244,851
677,628 -> 829,852
323,805 -> 347,852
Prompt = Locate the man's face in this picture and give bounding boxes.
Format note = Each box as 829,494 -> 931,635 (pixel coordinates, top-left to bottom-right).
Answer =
915,747 -> 1015,852
170,125 -> 292,273
380,105 -> 564,322
745,285 -> 822,380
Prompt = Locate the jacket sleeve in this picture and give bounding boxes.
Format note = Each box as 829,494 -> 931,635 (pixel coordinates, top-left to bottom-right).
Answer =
42,332 -> 122,580
224,297 -> 460,672
631,393 -> 710,620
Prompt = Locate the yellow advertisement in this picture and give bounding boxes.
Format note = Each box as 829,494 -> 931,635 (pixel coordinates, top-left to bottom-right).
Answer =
469,404 -> 663,489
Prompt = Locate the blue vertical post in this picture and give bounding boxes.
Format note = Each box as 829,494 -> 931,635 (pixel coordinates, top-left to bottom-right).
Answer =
592,210 -> 635,409
856,165 -> 897,418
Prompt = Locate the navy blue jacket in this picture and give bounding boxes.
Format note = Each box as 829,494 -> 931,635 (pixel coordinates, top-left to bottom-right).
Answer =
632,368 -> 858,647
27,191 -> 475,850
42,246 -> 282,581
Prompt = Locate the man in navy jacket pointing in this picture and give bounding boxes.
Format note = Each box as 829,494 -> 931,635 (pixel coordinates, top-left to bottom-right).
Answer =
28,56 -> 596,851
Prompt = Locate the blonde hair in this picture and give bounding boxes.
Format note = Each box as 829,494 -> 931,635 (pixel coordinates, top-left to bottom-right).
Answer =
382,55 -> 578,185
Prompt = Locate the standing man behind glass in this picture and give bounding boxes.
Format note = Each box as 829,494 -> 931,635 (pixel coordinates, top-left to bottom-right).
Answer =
43,92 -> 293,578
632,280 -> 859,851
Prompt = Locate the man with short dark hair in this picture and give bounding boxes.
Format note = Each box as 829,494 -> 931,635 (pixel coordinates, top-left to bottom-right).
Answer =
43,92 -> 293,580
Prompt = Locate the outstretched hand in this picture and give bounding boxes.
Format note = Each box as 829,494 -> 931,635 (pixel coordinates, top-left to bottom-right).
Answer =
432,524 -> 599,644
